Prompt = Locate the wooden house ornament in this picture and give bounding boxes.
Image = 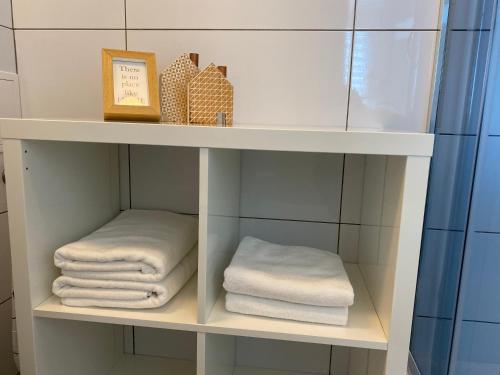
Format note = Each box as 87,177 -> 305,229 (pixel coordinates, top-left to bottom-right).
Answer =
160,53 -> 200,124
188,63 -> 234,127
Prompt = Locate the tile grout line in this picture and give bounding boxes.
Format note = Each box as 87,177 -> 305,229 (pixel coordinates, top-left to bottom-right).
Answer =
328,344 -> 333,375
332,3 -> 359,371
436,133 -> 478,136
334,0 -> 359,271
416,314 -> 453,320
462,319 -> 500,325
0,296 -> 12,306
128,28 -> 441,32
12,23 -> 18,74
9,0 -> 14,29
239,215 -> 361,226
345,0 -> 358,131
474,230 -> 500,234
425,227 -> 464,232
125,0 -> 133,351
124,0 -> 127,49
11,27 -> 441,32
337,155 -> 346,254
449,28 -> 493,32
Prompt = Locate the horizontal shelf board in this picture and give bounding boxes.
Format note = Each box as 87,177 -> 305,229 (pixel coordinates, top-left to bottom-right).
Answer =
33,267 -> 386,349
205,264 -> 387,350
0,118 -> 434,156
33,276 -> 199,331
110,355 -> 307,375
110,354 -> 195,375
234,366 -> 318,375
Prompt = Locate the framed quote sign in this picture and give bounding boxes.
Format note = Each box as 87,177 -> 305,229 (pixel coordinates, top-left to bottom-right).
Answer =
102,49 -> 161,122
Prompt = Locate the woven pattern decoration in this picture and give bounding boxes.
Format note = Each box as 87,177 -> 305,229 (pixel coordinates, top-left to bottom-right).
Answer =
188,64 -> 234,126
160,54 -> 199,123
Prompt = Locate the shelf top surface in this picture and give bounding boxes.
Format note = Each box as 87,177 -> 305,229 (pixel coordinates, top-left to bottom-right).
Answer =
1,118 -> 434,156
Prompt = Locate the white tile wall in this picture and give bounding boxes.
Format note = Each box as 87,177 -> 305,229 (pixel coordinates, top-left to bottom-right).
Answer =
0,213 -> 11,302
339,224 -> 361,262
0,73 -> 21,121
367,349 -> 387,374
10,1 -> 439,129
12,0 -> 125,29
348,31 -> 438,132
239,151 -> 343,222
360,156 -> 387,226
355,0 -> 441,29
0,0 -> 12,28
341,154 -> 366,224
127,30 -> 351,128
332,346 -> 351,374
15,30 -> 125,119
236,337 -> 330,374
9,0 -> 441,371
0,299 -> 16,375
129,145 -> 199,214
240,218 -> 339,253
0,27 -> 16,73
126,0 -> 355,30
349,347 -> 370,375
134,328 -> 197,360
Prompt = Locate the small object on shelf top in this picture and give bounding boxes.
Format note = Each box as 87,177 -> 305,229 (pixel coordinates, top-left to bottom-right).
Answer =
188,63 -> 234,127
217,66 -> 227,78
189,53 -> 199,67
216,112 -> 227,127
102,48 -> 161,122
160,52 -> 200,124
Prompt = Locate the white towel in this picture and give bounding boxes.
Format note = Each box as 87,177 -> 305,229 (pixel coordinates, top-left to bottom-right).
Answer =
54,209 -> 198,282
223,237 -> 354,307
226,292 -> 348,326
52,247 -> 198,309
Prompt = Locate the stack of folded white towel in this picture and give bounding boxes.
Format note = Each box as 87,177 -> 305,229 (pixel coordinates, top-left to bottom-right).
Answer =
223,237 -> 354,325
52,209 -> 198,309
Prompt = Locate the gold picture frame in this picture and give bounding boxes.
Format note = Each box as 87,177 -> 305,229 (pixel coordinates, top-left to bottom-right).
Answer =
102,48 -> 161,122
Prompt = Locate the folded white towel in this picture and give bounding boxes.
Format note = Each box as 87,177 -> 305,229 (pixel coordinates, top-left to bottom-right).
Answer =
226,292 -> 348,326
223,237 -> 354,307
52,246 -> 198,309
54,209 -> 198,282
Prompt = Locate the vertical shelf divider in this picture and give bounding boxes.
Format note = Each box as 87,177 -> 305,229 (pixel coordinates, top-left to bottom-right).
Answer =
198,148 -> 241,323
198,332 -> 236,375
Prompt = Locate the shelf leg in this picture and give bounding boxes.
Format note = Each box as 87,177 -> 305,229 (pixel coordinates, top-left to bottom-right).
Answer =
384,156 -> 430,375
4,139 -> 36,375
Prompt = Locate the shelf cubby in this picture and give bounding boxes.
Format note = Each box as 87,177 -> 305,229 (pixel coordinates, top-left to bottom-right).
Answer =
34,318 -> 196,375
199,332 -> 338,375
1,119 -> 433,375
205,264 -> 386,349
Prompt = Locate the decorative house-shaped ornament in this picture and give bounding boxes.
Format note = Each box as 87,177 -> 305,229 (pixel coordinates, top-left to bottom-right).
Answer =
188,63 -> 234,127
160,53 -> 200,123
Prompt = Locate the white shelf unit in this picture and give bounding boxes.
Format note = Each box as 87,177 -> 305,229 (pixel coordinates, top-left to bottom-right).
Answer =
1,119 -> 434,375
